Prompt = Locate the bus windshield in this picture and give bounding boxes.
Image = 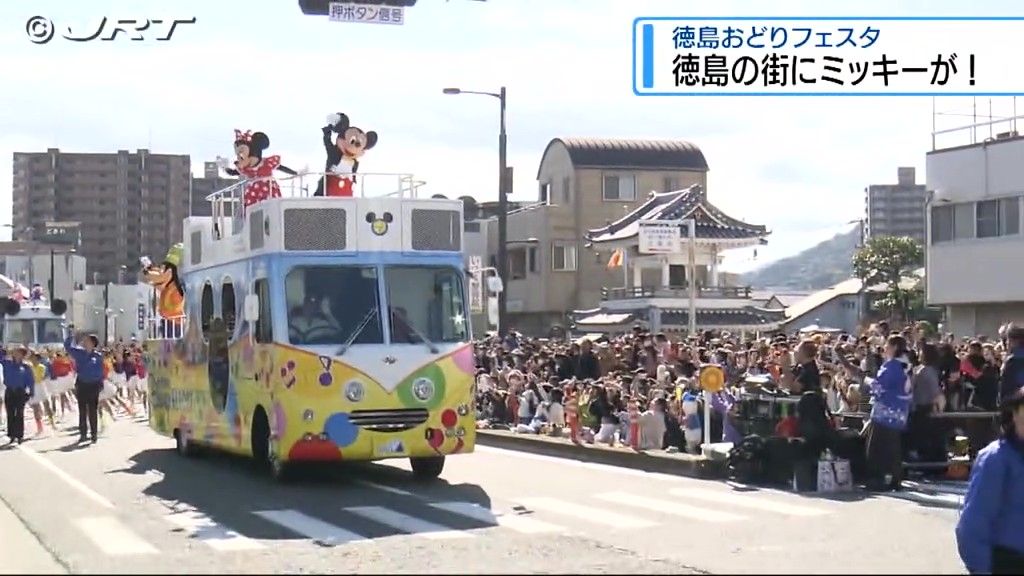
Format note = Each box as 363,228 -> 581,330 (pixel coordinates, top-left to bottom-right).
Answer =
286,265 -> 383,346
385,266 -> 467,344
5,320 -> 34,345
37,320 -> 63,343
285,264 -> 468,346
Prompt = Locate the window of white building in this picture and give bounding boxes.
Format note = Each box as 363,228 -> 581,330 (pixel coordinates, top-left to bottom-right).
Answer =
551,243 -> 577,271
602,174 -> 636,201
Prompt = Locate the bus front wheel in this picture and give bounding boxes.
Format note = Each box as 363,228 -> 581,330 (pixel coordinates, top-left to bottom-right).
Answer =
251,409 -> 289,481
410,456 -> 445,481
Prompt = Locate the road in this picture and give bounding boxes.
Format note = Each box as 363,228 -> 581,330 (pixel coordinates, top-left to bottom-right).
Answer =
0,415 -> 964,574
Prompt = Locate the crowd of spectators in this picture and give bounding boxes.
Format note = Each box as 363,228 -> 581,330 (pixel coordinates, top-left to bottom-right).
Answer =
473,320 -> 1024,487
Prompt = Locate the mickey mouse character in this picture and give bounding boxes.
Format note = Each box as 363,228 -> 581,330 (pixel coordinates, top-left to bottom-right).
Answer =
217,130 -> 298,209
315,113 -> 378,197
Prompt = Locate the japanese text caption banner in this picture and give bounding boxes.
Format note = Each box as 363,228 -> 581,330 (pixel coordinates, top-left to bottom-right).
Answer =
632,17 -> 1024,96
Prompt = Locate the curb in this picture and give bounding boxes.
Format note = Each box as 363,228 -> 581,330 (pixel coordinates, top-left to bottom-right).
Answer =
474,430 -> 726,479
887,489 -> 963,510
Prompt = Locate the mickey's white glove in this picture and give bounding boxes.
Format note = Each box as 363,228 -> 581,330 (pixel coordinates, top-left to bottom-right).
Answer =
215,156 -> 230,170
326,113 -> 341,126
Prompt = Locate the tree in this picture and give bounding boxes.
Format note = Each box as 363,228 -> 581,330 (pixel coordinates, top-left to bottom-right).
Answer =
852,236 -> 924,324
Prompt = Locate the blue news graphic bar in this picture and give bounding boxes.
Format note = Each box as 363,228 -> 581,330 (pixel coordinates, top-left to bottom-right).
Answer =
641,23 -> 654,89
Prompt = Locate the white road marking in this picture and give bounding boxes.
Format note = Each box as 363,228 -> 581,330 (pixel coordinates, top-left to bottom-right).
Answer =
163,509 -> 264,551
429,501 -> 565,534
515,497 -> 657,529
74,517 -> 158,555
17,445 -> 115,510
350,479 -> 417,497
254,509 -> 367,546
669,488 -> 829,517
594,492 -> 745,522
345,506 -> 472,540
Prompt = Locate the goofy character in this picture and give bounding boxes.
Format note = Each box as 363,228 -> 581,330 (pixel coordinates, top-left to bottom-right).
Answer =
142,244 -> 185,324
314,113 -> 378,197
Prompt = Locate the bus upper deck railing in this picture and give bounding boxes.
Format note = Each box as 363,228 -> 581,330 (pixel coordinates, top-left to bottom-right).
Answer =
146,316 -> 186,340
203,171 -> 425,205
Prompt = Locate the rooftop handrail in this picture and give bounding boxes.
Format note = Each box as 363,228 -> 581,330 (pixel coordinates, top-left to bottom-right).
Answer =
202,171 -> 422,204
601,285 -> 754,300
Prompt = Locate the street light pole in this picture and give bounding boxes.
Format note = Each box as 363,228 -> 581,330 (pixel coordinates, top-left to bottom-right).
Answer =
48,248 -> 55,299
496,86 -> 509,337
443,86 -> 510,336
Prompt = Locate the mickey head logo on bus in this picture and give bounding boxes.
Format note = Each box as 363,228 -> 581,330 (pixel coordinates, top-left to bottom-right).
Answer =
365,211 -> 393,236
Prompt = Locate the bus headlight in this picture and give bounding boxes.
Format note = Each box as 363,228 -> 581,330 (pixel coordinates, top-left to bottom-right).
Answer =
345,380 -> 365,403
412,377 -> 435,403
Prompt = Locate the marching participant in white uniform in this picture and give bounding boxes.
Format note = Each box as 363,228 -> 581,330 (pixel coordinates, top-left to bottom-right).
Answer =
27,351 -> 51,436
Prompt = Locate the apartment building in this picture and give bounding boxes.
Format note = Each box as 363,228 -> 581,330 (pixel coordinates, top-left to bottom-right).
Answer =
926,131 -> 1024,336
12,148 -> 191,283
502,138 -> 709,335
865,167 -> 928,243
189,161 -> 238,218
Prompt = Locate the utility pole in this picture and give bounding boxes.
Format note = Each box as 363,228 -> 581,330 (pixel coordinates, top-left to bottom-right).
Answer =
103,282 -> 110,344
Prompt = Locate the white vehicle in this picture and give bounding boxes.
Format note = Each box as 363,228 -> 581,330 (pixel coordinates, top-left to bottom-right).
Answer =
0,279 -> 69,350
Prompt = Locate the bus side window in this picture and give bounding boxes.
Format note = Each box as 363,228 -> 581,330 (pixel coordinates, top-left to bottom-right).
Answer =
222,280 -> 236,335
200,282 -> 214,341
254,279 -> 272,343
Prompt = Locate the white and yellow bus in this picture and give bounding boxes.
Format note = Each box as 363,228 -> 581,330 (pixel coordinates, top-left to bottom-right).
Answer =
145,172 -> 475,480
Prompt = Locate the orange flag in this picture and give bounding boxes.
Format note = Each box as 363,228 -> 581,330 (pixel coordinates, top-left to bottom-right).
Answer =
606,249 -> 624,269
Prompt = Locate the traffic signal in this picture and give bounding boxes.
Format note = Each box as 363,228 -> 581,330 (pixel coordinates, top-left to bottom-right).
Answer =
299,0 -> 416,15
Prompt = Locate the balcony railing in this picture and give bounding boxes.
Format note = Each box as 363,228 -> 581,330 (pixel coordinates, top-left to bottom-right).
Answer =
601,285 -> 753,300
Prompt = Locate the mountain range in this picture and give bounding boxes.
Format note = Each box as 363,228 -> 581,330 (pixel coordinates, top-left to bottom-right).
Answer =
739,228 -> 860,291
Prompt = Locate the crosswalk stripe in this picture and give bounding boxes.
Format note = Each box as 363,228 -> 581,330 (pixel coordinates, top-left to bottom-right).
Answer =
254,509 -> 366,546
429,501 -> 565,534
164,509 -> 264,551
515,497 -> 657,529
669,488 -> 828,517
351,479 -> 417,497
74,517 -> 159,555
345,506 -> 473,540
594,492 -> 745,522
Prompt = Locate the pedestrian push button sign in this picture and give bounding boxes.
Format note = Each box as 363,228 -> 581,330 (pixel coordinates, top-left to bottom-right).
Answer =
632,17 -> 1024,96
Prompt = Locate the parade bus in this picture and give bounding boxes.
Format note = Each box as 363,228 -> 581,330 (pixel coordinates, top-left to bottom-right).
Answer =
0,279 -> 68,351
145,172 -> 476,480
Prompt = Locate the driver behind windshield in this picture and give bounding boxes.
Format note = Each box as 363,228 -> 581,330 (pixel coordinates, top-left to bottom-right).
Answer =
288,292 -> 339,344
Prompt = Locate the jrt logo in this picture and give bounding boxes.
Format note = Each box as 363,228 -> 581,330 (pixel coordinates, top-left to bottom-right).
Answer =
25,16 -> 196,44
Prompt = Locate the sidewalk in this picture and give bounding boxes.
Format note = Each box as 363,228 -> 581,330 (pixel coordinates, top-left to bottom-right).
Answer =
474,428 -> 724,479
0,496 -> 66,574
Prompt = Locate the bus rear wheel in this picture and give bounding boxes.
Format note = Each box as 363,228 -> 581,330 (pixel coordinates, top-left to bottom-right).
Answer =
410,456 -> 445,481
251,409 -> 289,481
174,429 -> 196,457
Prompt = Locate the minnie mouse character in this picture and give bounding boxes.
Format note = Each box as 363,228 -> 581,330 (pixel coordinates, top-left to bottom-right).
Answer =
217,130 -> 298,208
314,113 -> 378,197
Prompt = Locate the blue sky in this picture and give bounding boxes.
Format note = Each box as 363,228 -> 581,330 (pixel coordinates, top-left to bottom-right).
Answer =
0,0 -> 1020,272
